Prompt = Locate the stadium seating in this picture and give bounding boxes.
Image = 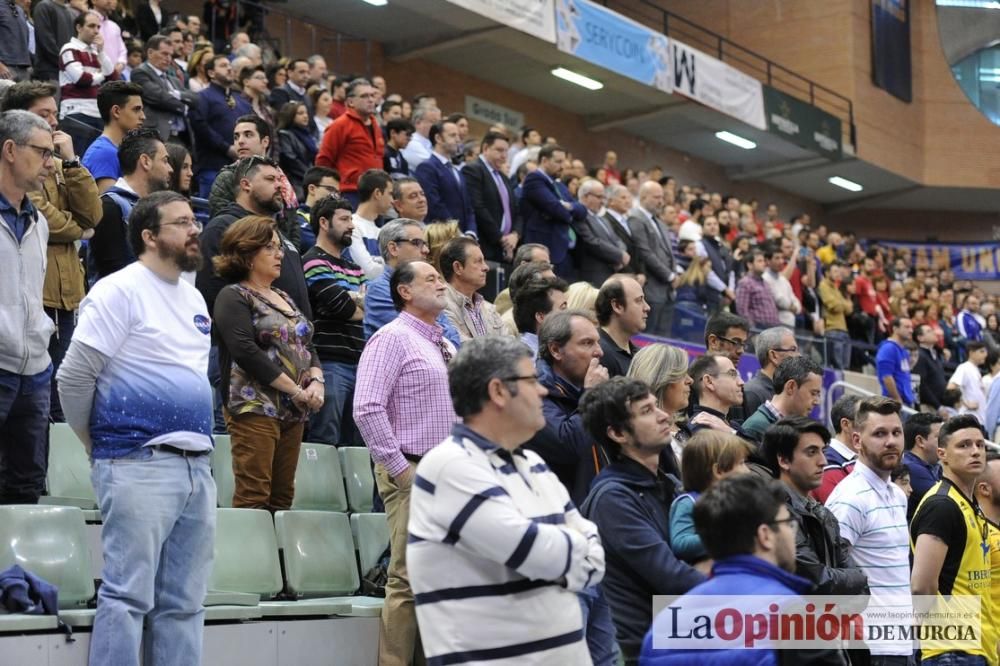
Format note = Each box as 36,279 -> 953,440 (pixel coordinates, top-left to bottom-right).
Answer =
40,423 -> 100,522
339,447 -> 375,513
350,512 -> 390,575
291,444 -> 349,512
210,434 -> 235,508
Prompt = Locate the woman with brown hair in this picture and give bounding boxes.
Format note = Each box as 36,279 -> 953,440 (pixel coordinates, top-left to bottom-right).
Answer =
187,47 -> 214,93
212,216 -> 324,511
276,101 -> 317,198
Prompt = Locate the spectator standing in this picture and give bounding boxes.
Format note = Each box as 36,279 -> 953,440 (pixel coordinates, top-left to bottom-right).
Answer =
743,326 -> 799,417
354,260 -> 459,666
759,417 -> 869,595
302,195 -> 367,446
3,82 -> 101,423
82,80 -> 144,193
695,215 -> 736,312
275,101 -> 317,197
0,110 -> 55,503
268,58 -> 315,134
818,260 -> 855,370
687,353 -> 745,434
57,191 -> 215,666
345,168 -> 392,280
32,0 -> 75,82
914,322 -> 949,414
762,242 -> 800,327
958,293 -> 985,342
382,118 -> 412,179
88,128 -> 172,282
948,341 -> 988,425
580,377 -> 707,664
629,181 -> 679,336
902,412 -> 943,519
520,143 -> 586,278
93,0 -> 126,73
213,216 -> 323,510
130,34 -> 198,146
741,355 -> 824,443
464,130 -> 523,264
414,121 -> 474,233
875,317 -> 915,407
327,76 -> 348,119
399,103 -> 436,170
190,54 -> 249,196
825,397 -> 912,664
315,79 -> 384,208
439,236 -> 507,340
134,0 -> 165,41
575,177 -> 628,287
603,183 -> 644,278
0,0 -> 32,82
409,336 -> 604,666
511,275 -> 568,355
814,393 -> 861,504
237,64 -> 274,128
735,249 -> 781,329
309,85 -> 332,138
294,165 -> 339,253
58,11 -> 117,156
391,175 -> 428,223
595,275 -> 649,378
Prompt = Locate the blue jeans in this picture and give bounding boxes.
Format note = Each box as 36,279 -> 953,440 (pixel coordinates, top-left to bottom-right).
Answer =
307,360 -> 358,445
207,346 -> 227,434
826,329 -> 852,370
90,447 -> 216,666
922,654 -> 987,666
45,306 -> 75,422
196,169 -> 220,199
579,585 -> 620,666
0,365 -> 51,503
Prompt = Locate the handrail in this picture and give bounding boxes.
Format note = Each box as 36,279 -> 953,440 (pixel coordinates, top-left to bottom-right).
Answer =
824,380 -> 919,430
599,0 -> 857,152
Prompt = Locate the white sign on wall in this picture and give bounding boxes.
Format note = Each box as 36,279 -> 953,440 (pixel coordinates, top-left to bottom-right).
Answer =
465,95 -> 525,130
670,39 -> 767,130
444,0 -> 557,43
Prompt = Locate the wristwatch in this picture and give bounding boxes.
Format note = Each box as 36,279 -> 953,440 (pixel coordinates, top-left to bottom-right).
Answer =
61,159 -> 81,169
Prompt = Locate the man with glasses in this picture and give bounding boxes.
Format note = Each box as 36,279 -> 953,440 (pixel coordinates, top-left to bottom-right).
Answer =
744,326 -> 800,416
704,311 -> 751,421
0,110 -> 57,503
316,78 -> 384,208
57,191 -> 216,665
574,178 -> 630,287
687,353 -> 746,435
294,166 -> 340,253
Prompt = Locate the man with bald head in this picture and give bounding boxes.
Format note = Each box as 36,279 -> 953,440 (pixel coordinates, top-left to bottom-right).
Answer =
575,178 -> 629,287
626,180 -> 679,336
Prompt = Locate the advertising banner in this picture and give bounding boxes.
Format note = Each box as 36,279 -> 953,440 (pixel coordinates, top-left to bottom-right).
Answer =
763,85 -> 843,160
670,38 -> 767,130
445,0 -> 556,43
879,241 -> 1000,281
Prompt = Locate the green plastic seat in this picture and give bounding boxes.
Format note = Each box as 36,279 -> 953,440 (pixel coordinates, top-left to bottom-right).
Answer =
41,423 -> 100,521
350,513 -> 389,575
338,447 -> 374,513
0,505 -> 95,631
291,444 -> 348,512
274,511 -> 383,617
211,434 -> 235,508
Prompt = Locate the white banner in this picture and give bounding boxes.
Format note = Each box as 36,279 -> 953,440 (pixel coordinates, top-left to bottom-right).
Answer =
444,0 -> 556,43
670,39 -> 766,130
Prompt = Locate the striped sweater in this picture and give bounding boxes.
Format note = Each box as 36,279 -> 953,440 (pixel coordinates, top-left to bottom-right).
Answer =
408,423 -> 605,665
301,245 -> 367,364
59,37 -> 115,118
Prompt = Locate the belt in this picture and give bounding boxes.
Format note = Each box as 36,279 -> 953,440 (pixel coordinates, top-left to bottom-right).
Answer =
151,444 -> 211,458
402,452 -> 423,464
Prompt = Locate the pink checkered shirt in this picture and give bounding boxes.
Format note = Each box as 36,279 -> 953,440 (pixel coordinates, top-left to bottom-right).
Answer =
354,311 -> 458,477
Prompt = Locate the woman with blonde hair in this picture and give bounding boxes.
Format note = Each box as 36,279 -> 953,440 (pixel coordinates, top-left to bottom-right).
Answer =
627,343 -> 694,476
669,430 -> 751,563
675,255 -> 713,311
425,220 -> 460,272
566,281 -> 599,318
187,47 -> 214,93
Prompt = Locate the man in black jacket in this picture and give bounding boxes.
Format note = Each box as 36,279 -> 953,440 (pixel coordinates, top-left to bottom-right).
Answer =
463,130 -> 522,264
760,416 -> 869,596
914,322 -> 948,415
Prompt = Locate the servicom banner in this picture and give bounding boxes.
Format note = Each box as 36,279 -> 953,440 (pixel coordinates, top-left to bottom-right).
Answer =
880,241 -> 1000,281
554,0 -> 672,93
671,39 -> 767,130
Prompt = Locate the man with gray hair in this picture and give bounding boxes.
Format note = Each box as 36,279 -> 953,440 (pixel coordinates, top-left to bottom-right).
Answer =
409,335 -> 604,666
575,177 -> 630,287
744,326 -> 800,416
627,180 -> 679,336
400,103 -> 439,170
233,43 -> 261,68
0,110 -> 56,503
363,217 -> 460,346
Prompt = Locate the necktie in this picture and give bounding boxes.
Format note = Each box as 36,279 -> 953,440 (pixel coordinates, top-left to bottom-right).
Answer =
651,215 -> 676,275
492,169 -> 512,235
437,336 -> 453,364
551,179 -> 576,248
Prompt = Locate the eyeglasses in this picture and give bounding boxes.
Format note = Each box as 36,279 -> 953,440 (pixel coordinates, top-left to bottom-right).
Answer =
394,238 -> 428,249
262,242 -> 285,255
20,143 -> 54,161
500,373 -> 542,385
772,347 -> 799,353
711,369 -> 741,379
160,217 -> 203,232
769,516 -> 798,531
716,335 -> 752,352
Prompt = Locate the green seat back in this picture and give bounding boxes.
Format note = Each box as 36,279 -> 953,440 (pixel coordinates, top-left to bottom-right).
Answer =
339,447 -> 374,513
47,423 -> 97,507
274,511 -> 359,597
210,434 -> 234,508
350,513 -> 389,574
0,506 -> 94,608
291,444 -> 348,512
209,508 -> 283,598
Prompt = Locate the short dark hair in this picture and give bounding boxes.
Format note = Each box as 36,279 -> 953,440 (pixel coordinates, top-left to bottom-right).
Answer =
513,276 -> 569,335
303,166 -> 340,192
595,277 -> 627,326
145,34 -> 170,54
967,340 -> 988,354
854,396 -> 901,431
449,337 -> 532,418
538,143 -> 564,162
890,464 -> 909,483
760,416 -> 831,477
903,411 -> 944,450
381,99 -> 402,117
744,249 -> 764,269
694,474 -> 787,560
127,191 -> 190,257
118,127 -> 163,176
74,10 -> 96,29
235,154 -> 279,183
310,195 -> 353,235
507,260 -> 553,301
233,113 -> 272,144
389,259 -> 426,312
0,81 -> 56,112
830,394 -> 861,435
937,414 -> 985,450
688,353 -> 723,403
438,236 -> 479,283
205,53 -> 229,74
96,80 -> 143,123
773,356 -> 823,394
385,118 -> 414,135
357,169 -> 392,203
579,377 -> 653,460
238,64 -> 266,89
428,122 -> 452,147
704,311 -> 749,347
481,131 -> 509,149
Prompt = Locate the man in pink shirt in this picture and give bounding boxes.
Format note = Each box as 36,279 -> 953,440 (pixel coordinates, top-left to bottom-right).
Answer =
92,0 -> 125,74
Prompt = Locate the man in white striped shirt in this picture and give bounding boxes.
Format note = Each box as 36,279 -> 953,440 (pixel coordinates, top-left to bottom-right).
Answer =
408,336 -> 605,665
825,396 -> 913,665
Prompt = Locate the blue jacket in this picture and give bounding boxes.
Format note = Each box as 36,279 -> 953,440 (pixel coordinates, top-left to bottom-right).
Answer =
191,83 -> 252,172
519,170 -> 585,267
957,309 -> 983,342
361,265 -> 461,348
414,154 -> 476,235
583,457 -> 705,661
0,564 -> 58,615
640,556 -> 844,666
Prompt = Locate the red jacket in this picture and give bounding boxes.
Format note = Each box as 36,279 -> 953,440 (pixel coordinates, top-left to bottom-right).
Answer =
315,109 -> 384,193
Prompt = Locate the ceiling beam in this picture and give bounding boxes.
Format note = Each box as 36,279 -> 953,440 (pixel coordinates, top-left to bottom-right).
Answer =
821,185 -> 923,214
726,157 -> 837,182
386,27 -> 508,61
586,106 -> 676,132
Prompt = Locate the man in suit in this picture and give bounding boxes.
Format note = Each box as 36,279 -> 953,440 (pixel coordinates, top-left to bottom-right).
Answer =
519,143 -> 586,279
269,58 -> 316,135
575,178 -> 629,287
190,54 -> 250,197
463,130 -> 521,264
129,35 -> 197,147
627,180 -> 679,336
602,183 -> 644,279
414,121 -> 475,234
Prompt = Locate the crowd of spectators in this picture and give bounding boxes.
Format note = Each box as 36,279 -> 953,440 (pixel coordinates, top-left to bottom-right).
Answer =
2,3 -> 1000,664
